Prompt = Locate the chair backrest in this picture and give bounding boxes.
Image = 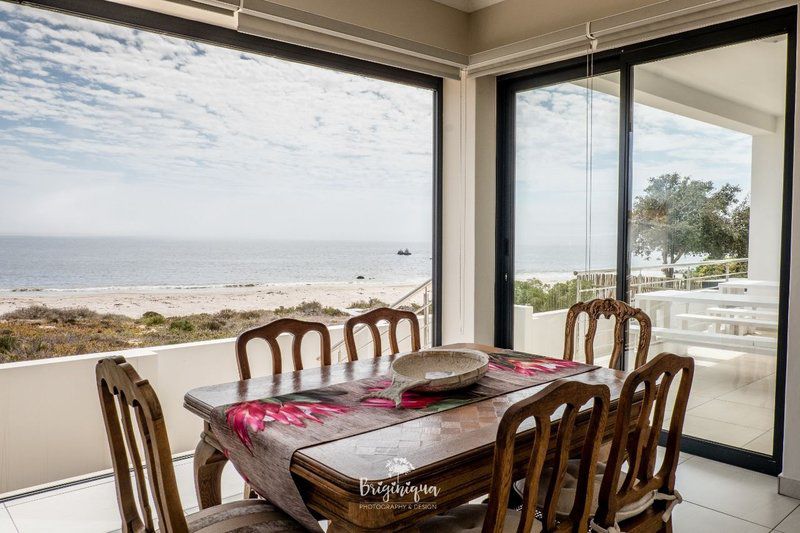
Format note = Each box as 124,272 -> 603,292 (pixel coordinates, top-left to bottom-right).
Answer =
235,318 -> 331,380
343,307 -> 421,362
96,357 -> 187,533
564,298 -> 652,369
593,352 -> 694,531
483,380 -> 610,533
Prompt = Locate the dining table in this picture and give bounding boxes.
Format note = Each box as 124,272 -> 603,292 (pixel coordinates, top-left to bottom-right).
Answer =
183,342 -> 641,532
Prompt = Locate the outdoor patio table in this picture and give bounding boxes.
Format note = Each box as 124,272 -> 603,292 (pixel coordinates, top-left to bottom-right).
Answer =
183,343 -> 641,532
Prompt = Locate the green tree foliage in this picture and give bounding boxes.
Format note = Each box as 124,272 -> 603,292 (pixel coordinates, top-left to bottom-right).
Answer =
630,173 -> 749,274
514,278 -> 592,313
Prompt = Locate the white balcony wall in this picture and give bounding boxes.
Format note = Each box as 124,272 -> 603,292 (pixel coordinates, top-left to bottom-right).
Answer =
750,122 -> 786,282
513,306 -> 616,365
0,322 -> 416,496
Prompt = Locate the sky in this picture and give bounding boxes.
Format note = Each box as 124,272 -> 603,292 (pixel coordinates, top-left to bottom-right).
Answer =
514,71 -> 754,273
0,3 -> 434,243
0,2 -> 762,261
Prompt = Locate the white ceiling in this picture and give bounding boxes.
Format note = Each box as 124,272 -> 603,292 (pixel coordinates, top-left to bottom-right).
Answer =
432,0 -> 506,13
640,36 -> 788,117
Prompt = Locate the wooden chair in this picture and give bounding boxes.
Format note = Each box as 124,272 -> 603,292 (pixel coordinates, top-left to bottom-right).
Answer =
564,298 -> 652,370
343,307 -> 421,362
415,379 -> 610,533
96,357 -> 304,533
235,317 -> 331,380
591,352 -> 694,533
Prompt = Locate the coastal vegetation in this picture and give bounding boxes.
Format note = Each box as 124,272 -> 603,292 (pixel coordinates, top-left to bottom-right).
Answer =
514,278 -> 592,313
0,303 -> 349,363
348,297 -> 389,309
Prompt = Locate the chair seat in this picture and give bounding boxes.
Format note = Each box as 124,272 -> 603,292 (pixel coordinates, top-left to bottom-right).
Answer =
184,499 -> 305,533
415,504 -> 542,533
513,460 -> 655,521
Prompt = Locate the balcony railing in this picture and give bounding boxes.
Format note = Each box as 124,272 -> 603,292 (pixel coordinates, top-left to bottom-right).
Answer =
331,278 -> 434,361
574,257 -> 749,303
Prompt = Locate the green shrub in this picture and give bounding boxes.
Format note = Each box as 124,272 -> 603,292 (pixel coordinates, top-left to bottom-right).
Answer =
204,320 -> 224,331
140,311 -> 165,326
169,319 -> 195,332
514,278 -> 592,313
0,333 -> 17,353
348,297 -> 388,310
275,301 -> 346,317
1,305 -> 98,323
691,259 -> 748,278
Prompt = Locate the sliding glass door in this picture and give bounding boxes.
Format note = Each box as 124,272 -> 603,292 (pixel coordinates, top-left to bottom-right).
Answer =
496,8 -> 795,474
628,35 -> 788,457
511,72 -> 620,361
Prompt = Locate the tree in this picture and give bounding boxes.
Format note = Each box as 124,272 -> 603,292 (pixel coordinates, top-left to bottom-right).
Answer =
630,173 -> 749,276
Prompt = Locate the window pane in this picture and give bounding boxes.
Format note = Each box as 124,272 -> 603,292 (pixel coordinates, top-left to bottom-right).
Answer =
513,73 -> 620,362
0,2 -> 434,364
628,36 -> 787,454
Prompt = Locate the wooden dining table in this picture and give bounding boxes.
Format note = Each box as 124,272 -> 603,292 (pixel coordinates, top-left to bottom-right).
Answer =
183,343 -> 640,532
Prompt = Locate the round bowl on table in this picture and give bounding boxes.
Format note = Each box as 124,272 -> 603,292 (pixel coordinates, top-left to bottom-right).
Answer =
364,348 -> 489,407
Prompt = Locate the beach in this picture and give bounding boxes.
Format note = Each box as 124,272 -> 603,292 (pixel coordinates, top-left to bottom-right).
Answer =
0,281 -> 425,318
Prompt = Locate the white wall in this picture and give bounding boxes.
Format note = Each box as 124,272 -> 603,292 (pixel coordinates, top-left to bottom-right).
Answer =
750,122 -> 787,282
0,323 -> 421,495
779,12 -> 800,498
441,74 -> 496,345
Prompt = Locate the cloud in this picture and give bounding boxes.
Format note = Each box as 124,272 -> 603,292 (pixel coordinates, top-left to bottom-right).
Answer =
0,3 -> 433,241
512,78 -> 753,274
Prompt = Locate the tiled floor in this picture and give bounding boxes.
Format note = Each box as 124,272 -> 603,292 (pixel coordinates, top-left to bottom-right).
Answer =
666,346 -> 777,453
0,457 -> 246,533
1,450 -> 799,532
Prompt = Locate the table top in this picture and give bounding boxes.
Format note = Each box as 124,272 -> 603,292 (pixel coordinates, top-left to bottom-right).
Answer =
184,343 -> 629,483
719,279 -> 779,288
635,289 -> 778,307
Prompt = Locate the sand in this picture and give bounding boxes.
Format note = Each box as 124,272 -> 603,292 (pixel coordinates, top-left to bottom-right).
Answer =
0,281 -> 427,318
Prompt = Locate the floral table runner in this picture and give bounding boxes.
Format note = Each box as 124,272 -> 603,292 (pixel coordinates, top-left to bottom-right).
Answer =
210,352 -> 596,531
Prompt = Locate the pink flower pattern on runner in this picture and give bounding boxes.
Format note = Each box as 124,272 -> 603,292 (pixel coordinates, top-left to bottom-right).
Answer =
226,393 -> 348,452
361,380 -> 445,409
488,352 -> 579,376
361,380 -> 479,411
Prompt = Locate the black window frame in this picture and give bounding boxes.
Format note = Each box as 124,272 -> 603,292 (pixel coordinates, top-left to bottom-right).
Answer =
6,0 -> 444,346
495,7 -> 797,475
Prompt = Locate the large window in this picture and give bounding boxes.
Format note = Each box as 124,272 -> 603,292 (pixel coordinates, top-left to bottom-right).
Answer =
0,2 -> 439,364
497,10 -> 795,474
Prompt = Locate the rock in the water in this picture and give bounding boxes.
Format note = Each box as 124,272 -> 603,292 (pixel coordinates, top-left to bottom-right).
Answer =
356,275 -> 365,279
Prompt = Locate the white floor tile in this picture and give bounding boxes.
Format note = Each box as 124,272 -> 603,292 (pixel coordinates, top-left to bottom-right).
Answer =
6,480 -> 120,533
677,457 -> 799,528
743,430 -> 774,455
655,445 -> 694,467
719,376 -> 776,409
681,414 -> 765,448
688,399 -> 774,431
0,505 -> 17,533
671,501 -> 771,532
1,477 -> 113,507
775,502 -> 800,532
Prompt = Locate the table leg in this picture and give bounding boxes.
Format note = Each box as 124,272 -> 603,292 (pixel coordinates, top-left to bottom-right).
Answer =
194,424 -> 227,509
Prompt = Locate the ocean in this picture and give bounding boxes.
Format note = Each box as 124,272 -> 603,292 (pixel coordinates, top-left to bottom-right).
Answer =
0,236 -> 433,291
0,236 -> 666,291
